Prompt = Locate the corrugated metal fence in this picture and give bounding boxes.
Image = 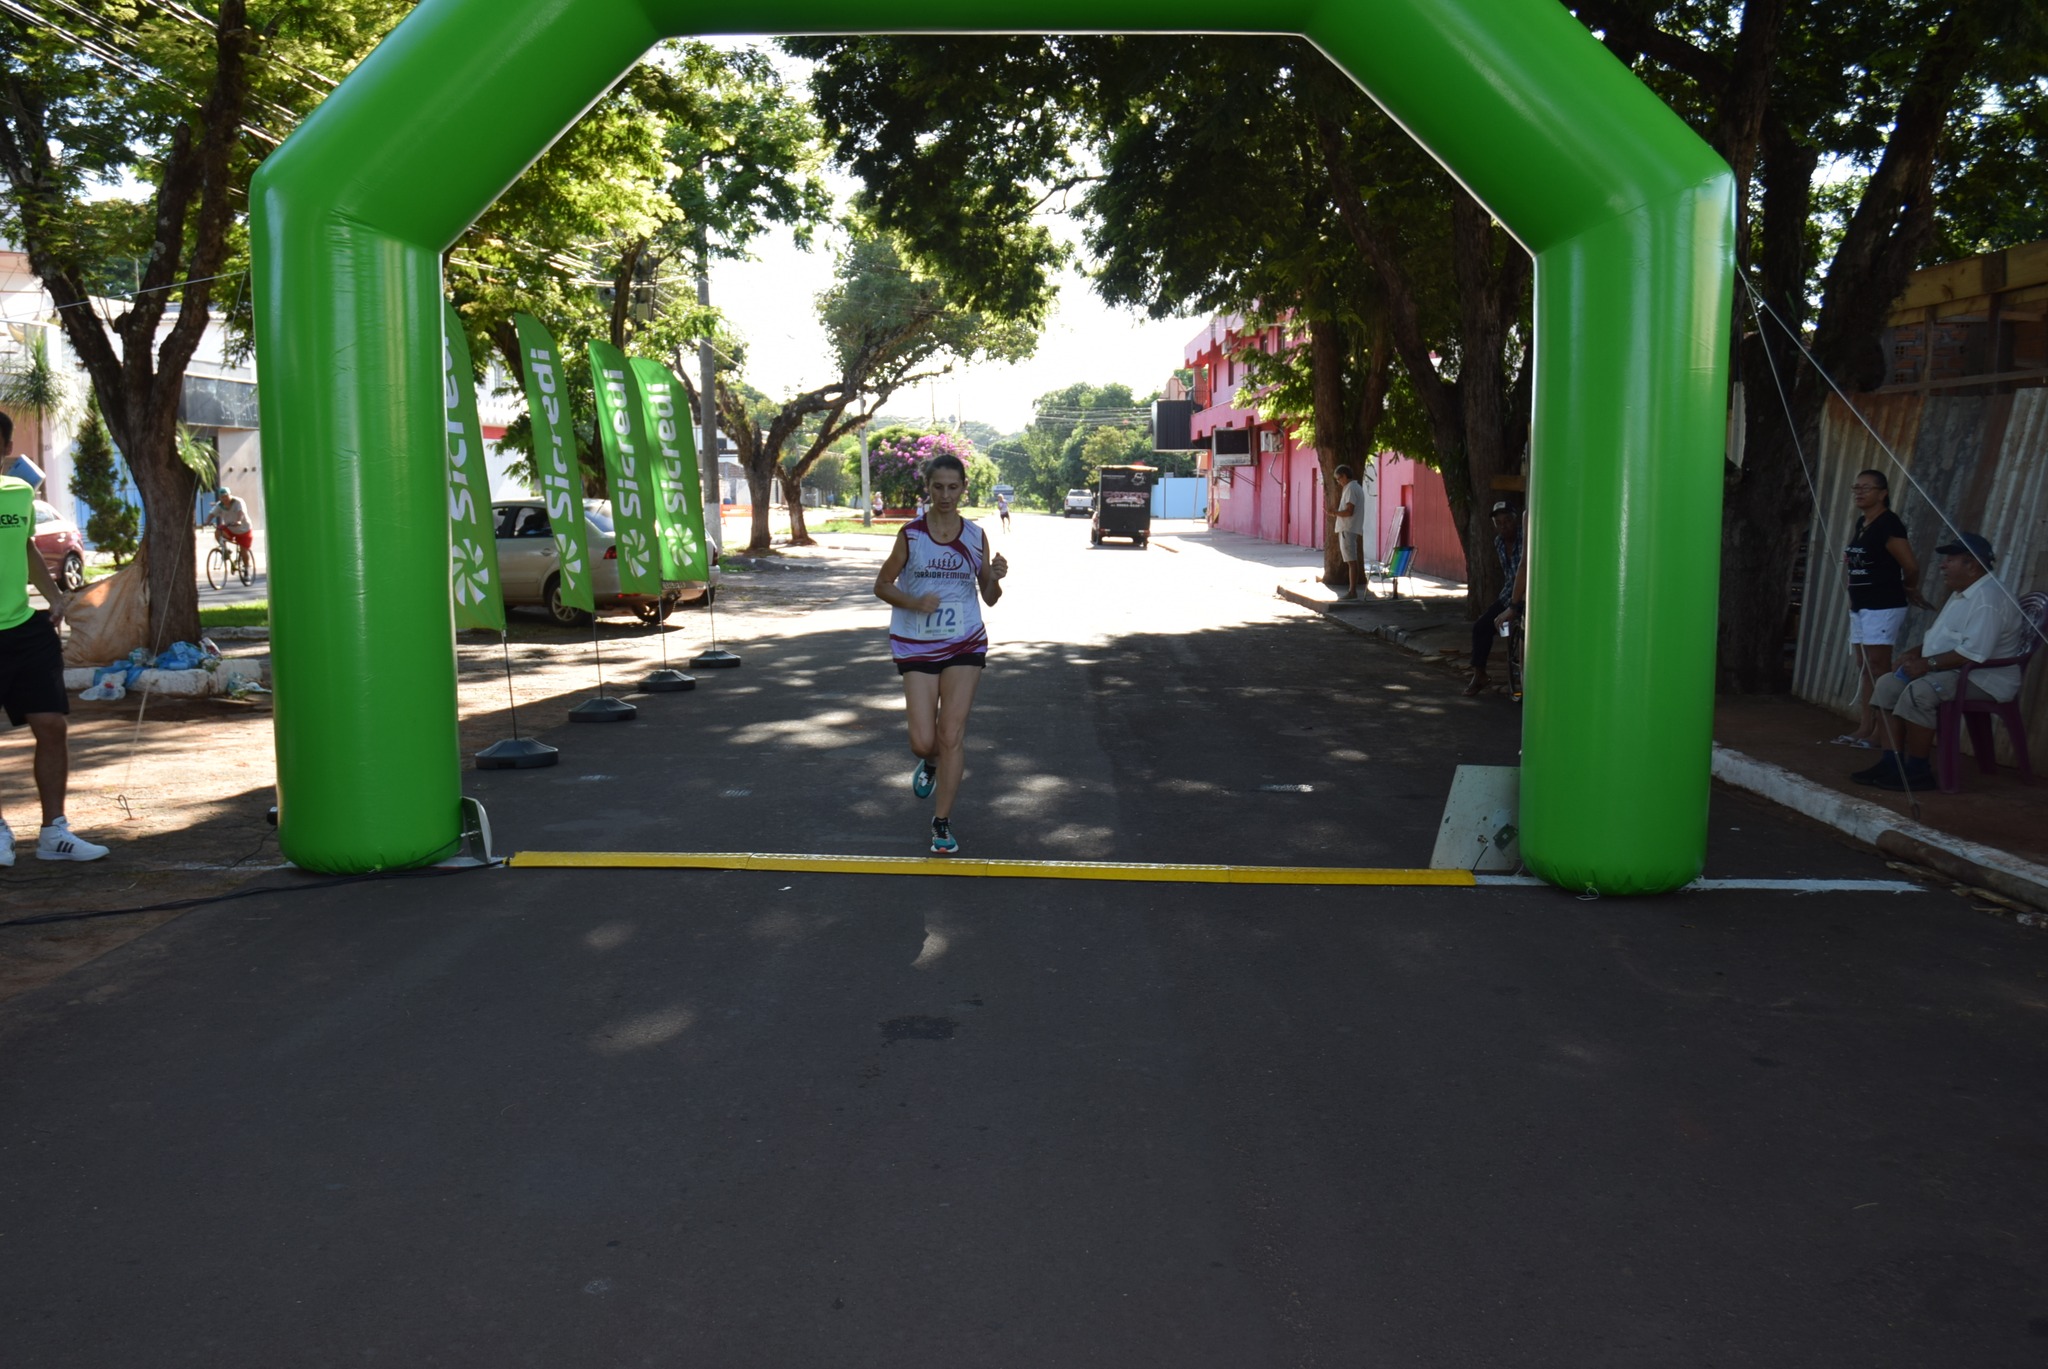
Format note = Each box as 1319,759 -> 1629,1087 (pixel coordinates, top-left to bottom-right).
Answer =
1794,388 -> 2048,764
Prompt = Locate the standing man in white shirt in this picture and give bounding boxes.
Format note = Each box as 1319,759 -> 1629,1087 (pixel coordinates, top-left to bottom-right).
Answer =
1853,532 -> 2031,791
1328,464 -> 1367,601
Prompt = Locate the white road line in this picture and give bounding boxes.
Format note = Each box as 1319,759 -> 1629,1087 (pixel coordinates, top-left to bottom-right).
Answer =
1472,875 -> 1924,894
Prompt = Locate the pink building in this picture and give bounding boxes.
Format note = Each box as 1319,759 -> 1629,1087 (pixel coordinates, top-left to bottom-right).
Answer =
1184,316 -> 1324,551
1179,317 -> 1466,573
1181,315 -> 1462,576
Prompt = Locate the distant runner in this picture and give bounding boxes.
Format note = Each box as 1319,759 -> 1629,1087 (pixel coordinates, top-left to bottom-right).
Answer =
874,452 -> 1009,854
995,488 -> 1011,532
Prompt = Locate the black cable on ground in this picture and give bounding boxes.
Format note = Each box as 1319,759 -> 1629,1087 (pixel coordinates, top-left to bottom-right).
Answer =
0,861 -> 500,930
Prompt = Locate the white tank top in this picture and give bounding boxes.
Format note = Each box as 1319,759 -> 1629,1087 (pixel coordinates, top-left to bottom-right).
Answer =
889,517 -> 988,663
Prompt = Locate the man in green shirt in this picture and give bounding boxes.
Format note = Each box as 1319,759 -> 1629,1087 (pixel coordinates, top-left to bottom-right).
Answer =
1,411 -> 109,865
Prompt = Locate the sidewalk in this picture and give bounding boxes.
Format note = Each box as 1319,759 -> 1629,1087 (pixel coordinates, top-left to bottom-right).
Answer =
1277,573 -> 2048,915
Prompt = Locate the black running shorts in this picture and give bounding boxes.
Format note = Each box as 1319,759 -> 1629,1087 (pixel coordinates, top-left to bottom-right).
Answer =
895,653 -> 987,677
0,612 -> 68,726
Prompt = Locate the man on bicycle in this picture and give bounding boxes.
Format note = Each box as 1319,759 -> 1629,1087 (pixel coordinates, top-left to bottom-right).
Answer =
208,486 -> 252,564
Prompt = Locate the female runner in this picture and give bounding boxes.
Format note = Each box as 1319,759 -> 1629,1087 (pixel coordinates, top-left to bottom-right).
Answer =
874,453 -> 1009,853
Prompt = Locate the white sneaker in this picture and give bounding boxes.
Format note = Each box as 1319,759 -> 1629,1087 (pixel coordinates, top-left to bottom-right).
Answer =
36,817 -> 109,863
0,823 -> 13,869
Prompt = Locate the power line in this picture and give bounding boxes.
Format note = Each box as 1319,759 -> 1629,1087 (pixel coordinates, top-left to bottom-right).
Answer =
0,0 -> 283,146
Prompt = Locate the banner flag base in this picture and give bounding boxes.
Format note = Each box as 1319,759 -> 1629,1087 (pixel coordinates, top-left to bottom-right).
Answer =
640,669 -> 695,692
476,736 -> 561,769
570,696 -> 638,723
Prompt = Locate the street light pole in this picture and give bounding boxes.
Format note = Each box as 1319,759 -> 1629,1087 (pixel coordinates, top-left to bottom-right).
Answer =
860,425 -> 872,529
696,251 -> 720,556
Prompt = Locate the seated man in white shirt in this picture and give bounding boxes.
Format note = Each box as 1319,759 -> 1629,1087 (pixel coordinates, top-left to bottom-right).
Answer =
1853,531 -> 2030,791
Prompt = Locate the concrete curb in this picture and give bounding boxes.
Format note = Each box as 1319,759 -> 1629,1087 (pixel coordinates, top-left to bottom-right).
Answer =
1710,745 -> 2048,917
1276,583 -> 1463,655
1283,581 -> 2048,916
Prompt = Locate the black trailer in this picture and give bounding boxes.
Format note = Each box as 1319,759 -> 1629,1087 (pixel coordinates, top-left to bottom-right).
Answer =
1091,464 -> 1158,548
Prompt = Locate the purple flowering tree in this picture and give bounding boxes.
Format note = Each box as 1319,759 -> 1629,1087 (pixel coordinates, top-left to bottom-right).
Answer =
870,429 -> 975,508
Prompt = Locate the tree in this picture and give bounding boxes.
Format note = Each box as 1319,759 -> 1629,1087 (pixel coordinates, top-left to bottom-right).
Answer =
0,1 -> 413,645
66,390 -> 137,564
965,454 -> 998,505
956,419 -> 1004,451
709,228 -> 1035,551
984,436 -> 1032,501
1574,0 -> 2048,690
446,42 -> 831,500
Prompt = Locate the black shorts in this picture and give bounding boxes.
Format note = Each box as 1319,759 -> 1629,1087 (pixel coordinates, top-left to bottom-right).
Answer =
1,612 -> 68,726
896,653 -> 986,677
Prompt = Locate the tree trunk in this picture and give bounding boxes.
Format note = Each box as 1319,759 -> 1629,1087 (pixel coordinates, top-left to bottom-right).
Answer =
1307,317 -> 1351,585
745,464 -> 775,553
779,467 -> 814,545
1716,378 -> 1814,693
129,430 -> 202,647
1449,196 -> 1531,611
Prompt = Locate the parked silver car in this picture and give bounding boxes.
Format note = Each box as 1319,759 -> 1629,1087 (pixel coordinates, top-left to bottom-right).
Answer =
493,498 -> 717,626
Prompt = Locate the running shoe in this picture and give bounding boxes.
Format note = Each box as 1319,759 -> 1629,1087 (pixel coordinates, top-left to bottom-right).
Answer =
930,817 -> 958,855
36,817 -> 109,862
911,757 -> 937,799
0,822 -> 14,869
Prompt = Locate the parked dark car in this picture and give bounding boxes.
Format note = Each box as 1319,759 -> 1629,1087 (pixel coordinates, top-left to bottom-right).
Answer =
33,499 -> 87,591
1091,465 -> 1157,548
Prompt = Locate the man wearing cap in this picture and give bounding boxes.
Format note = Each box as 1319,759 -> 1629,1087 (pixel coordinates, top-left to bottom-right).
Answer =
1463,499 -> 1525,696
1853,532 -> 2030,791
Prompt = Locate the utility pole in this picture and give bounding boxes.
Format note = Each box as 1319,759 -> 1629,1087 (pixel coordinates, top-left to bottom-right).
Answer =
860,425 -> 872,529
696,249 -> 720,555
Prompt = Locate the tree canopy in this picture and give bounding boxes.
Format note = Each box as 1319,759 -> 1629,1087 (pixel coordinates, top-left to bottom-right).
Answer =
0,0 -> 413,643
795,10 -> 2047,672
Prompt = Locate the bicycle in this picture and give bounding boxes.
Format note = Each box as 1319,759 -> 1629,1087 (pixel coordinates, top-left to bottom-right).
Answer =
206,525 -> 254,590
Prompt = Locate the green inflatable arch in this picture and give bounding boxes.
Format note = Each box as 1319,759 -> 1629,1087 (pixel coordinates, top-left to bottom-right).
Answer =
250,0 -> 1733,893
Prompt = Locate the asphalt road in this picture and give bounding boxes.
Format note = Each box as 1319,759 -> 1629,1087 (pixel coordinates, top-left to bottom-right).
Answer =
4,514 -> 2046,1367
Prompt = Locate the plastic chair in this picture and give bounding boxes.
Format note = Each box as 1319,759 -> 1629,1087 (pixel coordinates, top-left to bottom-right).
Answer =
1935,590 -> 2048,792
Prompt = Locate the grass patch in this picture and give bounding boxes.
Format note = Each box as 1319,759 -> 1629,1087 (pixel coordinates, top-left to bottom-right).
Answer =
199,601 -> 269,629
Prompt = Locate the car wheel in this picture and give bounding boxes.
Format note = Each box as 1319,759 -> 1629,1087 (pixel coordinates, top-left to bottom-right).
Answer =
634,598 -> 676,625
543,573 -> 593,627
1090,528 -> 1102,545
59,552 -> 85,592
1136,535 -> 1148,549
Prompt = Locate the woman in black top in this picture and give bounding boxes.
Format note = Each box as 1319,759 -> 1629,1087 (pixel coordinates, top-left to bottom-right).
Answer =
1835,469 -> 1927,746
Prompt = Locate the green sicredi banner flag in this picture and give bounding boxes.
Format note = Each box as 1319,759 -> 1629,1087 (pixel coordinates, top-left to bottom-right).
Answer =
441,304 -> 505,633
586,341 -> 664,598
628,357 -> 710,582
512,313 -> 594,614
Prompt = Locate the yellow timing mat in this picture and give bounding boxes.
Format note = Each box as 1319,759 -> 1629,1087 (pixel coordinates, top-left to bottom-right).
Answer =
508,851 -> 1476,887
